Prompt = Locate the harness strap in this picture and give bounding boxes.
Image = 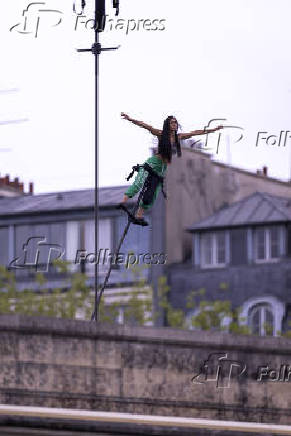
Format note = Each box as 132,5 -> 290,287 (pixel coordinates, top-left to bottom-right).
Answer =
126,163 -> 167,199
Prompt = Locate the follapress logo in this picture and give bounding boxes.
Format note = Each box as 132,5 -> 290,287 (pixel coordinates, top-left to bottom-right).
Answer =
10,1 -> 166,38
192,353 -> 247,389
10,2 -> 63,38
8,236 -> 65,273
201,119 -> 244,154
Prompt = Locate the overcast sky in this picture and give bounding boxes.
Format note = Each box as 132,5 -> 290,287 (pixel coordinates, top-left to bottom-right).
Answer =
1,0 -> 291,193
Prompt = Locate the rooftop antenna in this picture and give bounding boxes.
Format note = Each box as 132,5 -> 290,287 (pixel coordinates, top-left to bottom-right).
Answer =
73,0 -> 120,322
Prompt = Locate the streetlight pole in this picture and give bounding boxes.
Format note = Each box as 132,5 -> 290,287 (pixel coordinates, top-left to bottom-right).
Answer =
74,0 -> 120,322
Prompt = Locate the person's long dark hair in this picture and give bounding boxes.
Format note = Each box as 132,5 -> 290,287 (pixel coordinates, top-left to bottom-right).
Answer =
158,115 -> 181,163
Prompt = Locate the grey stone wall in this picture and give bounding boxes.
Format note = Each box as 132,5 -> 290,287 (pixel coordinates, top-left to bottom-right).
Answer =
1,314 -> 291,425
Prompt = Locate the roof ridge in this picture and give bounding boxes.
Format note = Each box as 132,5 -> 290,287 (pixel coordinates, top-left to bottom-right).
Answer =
245,193 -> 266,222
15,185 -> 129,198
182,147 -> 291,186
188,191 -> 291,231
190,192 -> 260,229
217,191 -> 291,223
259,192 -> 291,221
228,192 -> 260,223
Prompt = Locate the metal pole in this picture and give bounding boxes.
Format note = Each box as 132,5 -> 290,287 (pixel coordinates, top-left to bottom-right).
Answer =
93,19 -> 99,322
95,221 -> 130,313
92,178 -> 149,320
76,1 -> 120,322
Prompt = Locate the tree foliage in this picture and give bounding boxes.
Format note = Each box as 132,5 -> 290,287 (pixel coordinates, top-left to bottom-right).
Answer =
0,261 -> 285,337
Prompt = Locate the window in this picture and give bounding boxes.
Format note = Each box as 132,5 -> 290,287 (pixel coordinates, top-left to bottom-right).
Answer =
254,226 -> 283,262
102,287 -> 153,326
249,303 -> 274,336
83,219 -> 112,275
201,231 -> 228,268
14,223 -> 66,276
64,219 -> 113,275
240,297 -> 285,337
66,221 -> 79,272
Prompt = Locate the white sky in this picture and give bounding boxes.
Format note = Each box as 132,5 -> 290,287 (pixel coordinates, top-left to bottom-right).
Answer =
1,0 -> 291,193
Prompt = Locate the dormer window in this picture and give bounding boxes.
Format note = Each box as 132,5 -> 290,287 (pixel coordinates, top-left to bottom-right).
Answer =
200,231 -> 228,268
254,226 -> 284,263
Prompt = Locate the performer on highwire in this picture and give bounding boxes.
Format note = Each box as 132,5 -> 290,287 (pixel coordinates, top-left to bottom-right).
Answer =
120,113 -> 223,225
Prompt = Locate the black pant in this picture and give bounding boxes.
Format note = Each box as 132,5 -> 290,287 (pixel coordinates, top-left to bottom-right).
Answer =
142,174 -> 160,207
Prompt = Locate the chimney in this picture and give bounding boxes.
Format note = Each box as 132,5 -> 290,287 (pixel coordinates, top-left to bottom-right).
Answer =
29,182 -> 34,195
263,166 -> 268,176
0,173 -> 32,196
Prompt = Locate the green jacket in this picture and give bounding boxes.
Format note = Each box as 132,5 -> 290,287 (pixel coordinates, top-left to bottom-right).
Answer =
125,156 -> 167,208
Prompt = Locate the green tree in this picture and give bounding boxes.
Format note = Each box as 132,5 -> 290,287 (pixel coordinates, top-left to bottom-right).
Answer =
0,261 -> 153,324
156,275 -> 251,335
0,262 -> 275,337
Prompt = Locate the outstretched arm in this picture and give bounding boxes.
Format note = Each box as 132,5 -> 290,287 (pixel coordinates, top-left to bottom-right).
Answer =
179,125 -> 224,140
121,113 -> 161,136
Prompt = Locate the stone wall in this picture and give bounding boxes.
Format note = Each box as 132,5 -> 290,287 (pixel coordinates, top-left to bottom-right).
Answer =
1,314 -> 291,425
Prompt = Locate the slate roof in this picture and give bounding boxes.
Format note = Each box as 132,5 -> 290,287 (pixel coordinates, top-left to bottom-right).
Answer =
188,192 -> 291,231
0,186 -> 131,216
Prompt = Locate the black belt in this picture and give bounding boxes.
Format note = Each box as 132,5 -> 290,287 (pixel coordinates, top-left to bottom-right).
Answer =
126,163 -> 167,199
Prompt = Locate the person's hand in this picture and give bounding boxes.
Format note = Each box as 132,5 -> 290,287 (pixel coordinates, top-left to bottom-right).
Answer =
121,112 -> 130,120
